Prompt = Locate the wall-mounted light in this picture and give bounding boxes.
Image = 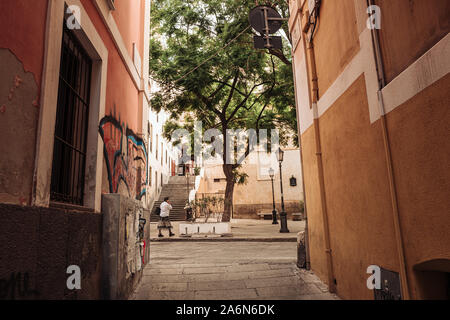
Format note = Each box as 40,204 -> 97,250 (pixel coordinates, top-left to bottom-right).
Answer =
290,176 -> 297,187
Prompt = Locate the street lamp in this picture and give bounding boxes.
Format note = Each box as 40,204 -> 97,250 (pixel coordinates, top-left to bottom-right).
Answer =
186,168 -> 190,199
276,147 -> 289,233
268,168 -> 278,224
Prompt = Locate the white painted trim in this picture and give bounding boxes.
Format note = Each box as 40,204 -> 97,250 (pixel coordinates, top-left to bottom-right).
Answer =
293,29 -> 314,135
33,0 -> 65,207
33,0 -> 108,212
381,32 -> 450,114
294,0 -> 449,135
66,0 -> 108,212
317,28 -> 380,123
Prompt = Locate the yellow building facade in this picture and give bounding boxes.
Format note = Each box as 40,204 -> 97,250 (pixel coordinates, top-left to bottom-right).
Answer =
289,0 -> 449,299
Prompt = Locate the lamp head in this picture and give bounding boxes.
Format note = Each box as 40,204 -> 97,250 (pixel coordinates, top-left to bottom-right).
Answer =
268,167 -> 274,179
276,147 -> 284,163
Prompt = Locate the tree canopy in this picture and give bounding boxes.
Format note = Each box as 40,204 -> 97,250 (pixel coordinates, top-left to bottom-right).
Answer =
149,0 -> 297,221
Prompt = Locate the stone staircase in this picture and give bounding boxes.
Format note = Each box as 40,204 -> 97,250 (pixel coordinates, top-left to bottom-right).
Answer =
150,176 -> 196,222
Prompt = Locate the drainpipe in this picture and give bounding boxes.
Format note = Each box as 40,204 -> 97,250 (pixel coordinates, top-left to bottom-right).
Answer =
291,61 -> 311,270
303,23 -> 336,292
367,0 -> 410,300
299,143 -> 311,270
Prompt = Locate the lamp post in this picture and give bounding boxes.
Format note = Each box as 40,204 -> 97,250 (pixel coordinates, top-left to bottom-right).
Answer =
269,167 -> 278,224
276,147 -> 289,233
186,167 -> 190,199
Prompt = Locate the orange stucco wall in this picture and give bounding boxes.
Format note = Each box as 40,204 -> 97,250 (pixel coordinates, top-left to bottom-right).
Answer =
112,0 -> 146,65
375,0 -> 450,83
300,125 -> 328,285
315,75 -> 400,299
80,0 -> 141,132
0,0 -> 48,95
0,0 -> 48,205
0,0 -> 147,203
385,73 -> 450,299
312,0 -> 360,97
300,66 -> 450,300
292,0 -> 450,299
79,0 -> 146,199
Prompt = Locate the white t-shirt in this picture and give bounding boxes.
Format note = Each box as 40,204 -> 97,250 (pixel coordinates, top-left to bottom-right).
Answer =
160,201 -> 172,217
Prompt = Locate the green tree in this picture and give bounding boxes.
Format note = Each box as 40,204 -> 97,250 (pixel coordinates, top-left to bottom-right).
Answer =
150,0 -> 297,221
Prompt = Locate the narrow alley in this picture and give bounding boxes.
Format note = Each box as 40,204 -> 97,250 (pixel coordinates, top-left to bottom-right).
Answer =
1,0 -> 449,305
132,242 -> 338,300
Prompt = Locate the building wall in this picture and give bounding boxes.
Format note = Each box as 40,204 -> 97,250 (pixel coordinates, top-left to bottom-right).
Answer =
146,106 -> 180,210
313,0 -> 360,97
289,0 -> 450,299
0,0 -> 153,299
375,0 -> 450,83
385,72 -> 450,299
198,149 -> 304,219
79,0 -> 149,203
0,203 -> 103,300
0,1 -> 48,206
0,0 -> 152,207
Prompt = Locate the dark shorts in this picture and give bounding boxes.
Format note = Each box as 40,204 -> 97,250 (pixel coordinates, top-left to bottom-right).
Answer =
157,216 -> 173,229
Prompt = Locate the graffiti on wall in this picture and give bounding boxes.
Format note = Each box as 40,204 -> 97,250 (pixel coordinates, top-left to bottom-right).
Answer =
0,272 -> 39,300
99,114 -> 148,200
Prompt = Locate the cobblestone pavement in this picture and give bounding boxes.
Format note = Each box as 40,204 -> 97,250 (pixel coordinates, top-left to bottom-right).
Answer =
131,242 -> 339,300
150,219 -> 305,241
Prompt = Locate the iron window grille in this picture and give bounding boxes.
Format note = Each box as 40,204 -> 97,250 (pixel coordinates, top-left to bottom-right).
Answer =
50,22 -> 92,206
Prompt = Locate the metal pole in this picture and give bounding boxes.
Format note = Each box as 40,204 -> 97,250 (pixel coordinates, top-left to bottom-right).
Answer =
271,176 -> 278,224
262,8 -> 272,48
279,162 -> 289,233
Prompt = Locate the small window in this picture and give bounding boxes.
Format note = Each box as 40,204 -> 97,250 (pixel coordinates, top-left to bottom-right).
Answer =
155,134 -> 159,159
214,178 -> 221,183
149,166 -> 152,186
149,124 -> 153,153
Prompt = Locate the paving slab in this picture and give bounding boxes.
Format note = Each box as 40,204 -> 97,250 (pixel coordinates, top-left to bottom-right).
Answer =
244,276 -> 305,289
150,219 -> 305,241
144,268 -> 184,275
195,288 -> 259,300
139,282 -> 188,292
247,268 -> 295,279
188,280 -> 247,291
255,284 -> 319,298
131,241 -> 339,300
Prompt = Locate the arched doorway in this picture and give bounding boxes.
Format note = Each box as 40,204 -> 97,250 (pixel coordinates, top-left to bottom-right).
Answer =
414,259 -> 450,299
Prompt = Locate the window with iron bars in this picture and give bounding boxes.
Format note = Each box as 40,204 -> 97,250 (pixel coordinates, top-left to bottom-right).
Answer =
50,22 -> 92,206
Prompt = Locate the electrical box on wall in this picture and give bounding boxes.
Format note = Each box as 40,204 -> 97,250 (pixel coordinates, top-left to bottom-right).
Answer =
374,268 -> 402,300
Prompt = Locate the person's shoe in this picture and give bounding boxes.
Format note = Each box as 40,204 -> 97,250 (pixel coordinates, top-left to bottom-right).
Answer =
169,233 -> 175,237
158,234 -> 164,238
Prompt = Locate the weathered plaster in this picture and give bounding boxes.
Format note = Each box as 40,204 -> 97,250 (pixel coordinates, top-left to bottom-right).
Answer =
0,49 -> 39,206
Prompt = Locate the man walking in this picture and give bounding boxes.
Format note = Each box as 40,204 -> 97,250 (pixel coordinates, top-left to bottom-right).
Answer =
158,197 -> 175,237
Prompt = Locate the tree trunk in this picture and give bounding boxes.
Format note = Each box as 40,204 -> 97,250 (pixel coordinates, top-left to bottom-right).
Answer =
222,164 -> 235,222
